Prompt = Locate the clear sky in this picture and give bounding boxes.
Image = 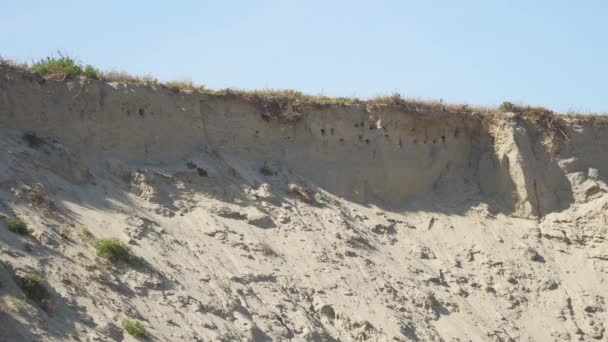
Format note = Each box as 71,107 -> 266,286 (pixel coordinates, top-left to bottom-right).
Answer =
2,0 -> 607,113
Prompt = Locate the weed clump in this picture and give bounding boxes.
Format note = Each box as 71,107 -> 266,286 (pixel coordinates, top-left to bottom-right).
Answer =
5,219 -> 29,235
31,55 -> 100,80
19,273 -> 47,302
95,238 -> 130,261
122,318 -> 147,338
101,70 -> 158,84
164,79 -> 206,93
78,227 -> 95,243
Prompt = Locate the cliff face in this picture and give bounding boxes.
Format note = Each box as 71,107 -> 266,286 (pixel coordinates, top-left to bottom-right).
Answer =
2,66 -> 607,218
1,66 -> 608,341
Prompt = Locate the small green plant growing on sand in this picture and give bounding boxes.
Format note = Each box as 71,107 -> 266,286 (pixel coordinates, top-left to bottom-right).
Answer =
5,219 -> 29,235
78,227 -> 95,243
19,273 -> 47,302
122,318 -> 147,338
11,298 -> 26,312
95,238 -> 130,261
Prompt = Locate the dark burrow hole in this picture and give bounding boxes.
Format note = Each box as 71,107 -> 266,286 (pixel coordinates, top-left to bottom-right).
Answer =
139,108 -> 144,116
441,135 -> 446,143
321,129 -> 325,136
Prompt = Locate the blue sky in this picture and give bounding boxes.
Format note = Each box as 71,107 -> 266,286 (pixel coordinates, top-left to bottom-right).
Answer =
2,0 -> 607,113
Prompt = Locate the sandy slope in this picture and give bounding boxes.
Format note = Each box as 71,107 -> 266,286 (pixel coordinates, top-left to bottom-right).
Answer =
0,127 -> 606,341
1,66 -> 608,341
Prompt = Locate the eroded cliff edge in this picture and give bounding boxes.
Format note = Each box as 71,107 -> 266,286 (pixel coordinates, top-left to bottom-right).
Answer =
1,65 -> 607,218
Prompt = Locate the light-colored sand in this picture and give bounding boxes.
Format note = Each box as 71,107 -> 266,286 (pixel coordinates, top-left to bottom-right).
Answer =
1,66 -> 608,341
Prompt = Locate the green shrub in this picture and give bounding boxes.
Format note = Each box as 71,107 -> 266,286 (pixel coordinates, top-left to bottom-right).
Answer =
83,64 -> 101,79
95,238 -> 130,261
122,318 -> 147,338
30,56 -> 101,80
6,219 -> 29,235
20,273 -> 46,302
499,101 -> 516,112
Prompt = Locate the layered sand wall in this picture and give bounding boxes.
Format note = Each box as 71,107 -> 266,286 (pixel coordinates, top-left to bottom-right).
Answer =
1,66 -> 607,217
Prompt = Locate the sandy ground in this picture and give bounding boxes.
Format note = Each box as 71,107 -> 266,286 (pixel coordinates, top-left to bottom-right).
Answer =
0,126 -> 607,341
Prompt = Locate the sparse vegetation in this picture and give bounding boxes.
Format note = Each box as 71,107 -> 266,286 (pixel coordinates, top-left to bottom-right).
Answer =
101,70 -> 158,84
4,54 -> 607,130
30,55 -> 100,80
78,227 -> 95,243
95,238 -> 131,261
0,56 -> 28,70
27,187 -> 56,215
5,218 -> 29,235
122,318 -> 147,338
256,241 -> 278,257
165,79 -> 206,93
11,298 -> 26,312
288,184 -> 314,203
19,273 -> 47,302
500,101 -> 568,155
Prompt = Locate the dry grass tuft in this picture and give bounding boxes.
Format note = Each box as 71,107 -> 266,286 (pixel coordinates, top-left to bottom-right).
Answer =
101,70 -> 158,84
164,79 -> 206,93
288,184 -> 314,203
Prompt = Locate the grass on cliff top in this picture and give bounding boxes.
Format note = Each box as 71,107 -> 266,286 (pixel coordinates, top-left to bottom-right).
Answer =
0,54 -> 484,116
31,55 -> 101,80
2,55 -> 606,123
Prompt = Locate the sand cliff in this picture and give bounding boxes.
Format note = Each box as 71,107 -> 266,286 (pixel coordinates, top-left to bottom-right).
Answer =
1,65 -> 608,341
